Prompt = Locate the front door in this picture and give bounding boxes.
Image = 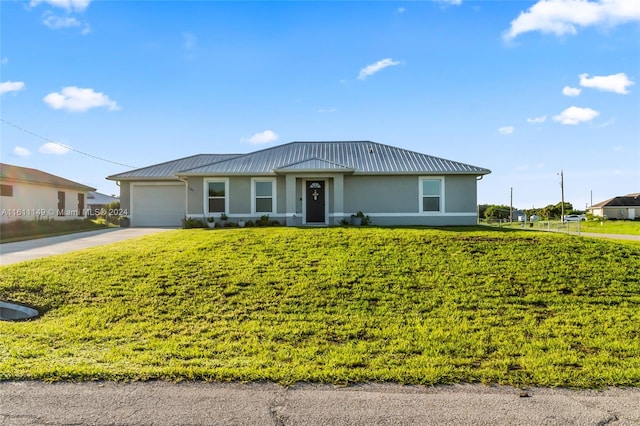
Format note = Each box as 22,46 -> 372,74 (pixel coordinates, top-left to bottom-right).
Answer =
306,180 -> 325,223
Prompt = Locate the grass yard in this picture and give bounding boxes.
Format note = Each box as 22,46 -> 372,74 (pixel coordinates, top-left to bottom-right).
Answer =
579,220 -> 640,235
489,219 -> 640,236
1,227 -> 639,388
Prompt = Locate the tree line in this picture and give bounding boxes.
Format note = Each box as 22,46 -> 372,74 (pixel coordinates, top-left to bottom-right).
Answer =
480,202 -> 583,221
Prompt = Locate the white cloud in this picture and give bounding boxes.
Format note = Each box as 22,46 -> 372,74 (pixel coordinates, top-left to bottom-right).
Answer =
12,146 -> 31,157
498,126 -> 514,135
358,58 -> 401,80
182,32 -> 197,50
42,11 -> 90,33
553,106 -> 599,125
397,7 -> 406,14
579,72 -> 634,94
29,0 -> 91,12
527,115 -> 547,124
1,57 -> 8,65
43,86 -> 119,112
437,0 -> 462,5
39,142 -> 71,155
503,0 -> 640,41
0,81 -> 25,95
244,130 -> 279,145
318,108 -> 337,113
562,86 -> 582,96
43,13 -> 80,29
597,118 -> 616,128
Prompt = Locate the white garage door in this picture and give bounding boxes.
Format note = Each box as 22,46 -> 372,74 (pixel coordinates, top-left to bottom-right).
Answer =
132,184 -> 185,227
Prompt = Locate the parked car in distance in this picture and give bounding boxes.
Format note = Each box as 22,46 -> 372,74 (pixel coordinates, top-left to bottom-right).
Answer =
563,214 -> 586,222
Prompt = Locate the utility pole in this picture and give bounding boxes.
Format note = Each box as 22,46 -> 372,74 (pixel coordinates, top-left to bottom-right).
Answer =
559,170 -> 565,222
510,187 -> 513,223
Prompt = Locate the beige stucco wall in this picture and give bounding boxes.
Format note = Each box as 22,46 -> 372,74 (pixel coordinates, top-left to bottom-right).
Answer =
0,181 -> 91,223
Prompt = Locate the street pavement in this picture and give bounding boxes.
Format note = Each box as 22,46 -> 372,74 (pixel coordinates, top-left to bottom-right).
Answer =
1,381 -> 639,425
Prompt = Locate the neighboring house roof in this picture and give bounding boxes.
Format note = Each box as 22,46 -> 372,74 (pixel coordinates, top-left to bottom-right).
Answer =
170,141 -> 490,176
0,163 -> 96,192
87,191 -> 119,205
106,154 -> 242,180
590,193 -> 640,208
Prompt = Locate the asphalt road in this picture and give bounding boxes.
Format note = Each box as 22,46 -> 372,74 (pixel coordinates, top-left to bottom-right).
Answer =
1,382 -> 639,425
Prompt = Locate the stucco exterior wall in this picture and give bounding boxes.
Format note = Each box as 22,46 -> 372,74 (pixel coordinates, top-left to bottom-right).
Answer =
601,207 -> 637,220
0,181 -> 90,223
186,176 -> 288,221
119,182 -> 131,213
186,177 -> 203,216
444,175 -> 478,213
229,177 -> 251,214
344,175 -> 418,214
129,173 -> 480,227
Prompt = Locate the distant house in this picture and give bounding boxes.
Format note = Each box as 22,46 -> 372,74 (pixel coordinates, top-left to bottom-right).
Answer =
0,163 -> 96,223
107,141 -> 491,227
589,193 -> 640,220
87,191 -> 120,217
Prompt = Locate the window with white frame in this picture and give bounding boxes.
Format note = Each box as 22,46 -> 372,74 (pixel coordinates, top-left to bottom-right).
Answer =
207,180 -> 227,213
420,178 -> 443,213
252,178 -> 276,214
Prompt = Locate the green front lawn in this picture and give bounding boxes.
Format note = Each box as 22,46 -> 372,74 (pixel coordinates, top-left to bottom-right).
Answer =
579,219 -> 640,235
1,227 -> 639,387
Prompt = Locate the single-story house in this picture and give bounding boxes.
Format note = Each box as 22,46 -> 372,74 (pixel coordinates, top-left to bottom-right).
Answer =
588,193 -> 640,220
106,141 -> 491,227
0,163 -> 96,223
86,191 -> 120,217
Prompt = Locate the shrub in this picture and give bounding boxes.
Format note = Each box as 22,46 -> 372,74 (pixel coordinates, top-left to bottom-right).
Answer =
182,217 -> 206,229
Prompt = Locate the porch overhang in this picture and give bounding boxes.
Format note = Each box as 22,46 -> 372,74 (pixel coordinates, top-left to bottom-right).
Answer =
274,157 -> 354,174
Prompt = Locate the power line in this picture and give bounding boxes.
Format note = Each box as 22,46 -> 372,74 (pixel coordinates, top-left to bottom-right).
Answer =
1,118 -> 136,169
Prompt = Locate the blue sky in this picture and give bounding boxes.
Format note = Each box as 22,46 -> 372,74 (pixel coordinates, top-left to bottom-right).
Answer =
1,0 -> 639,211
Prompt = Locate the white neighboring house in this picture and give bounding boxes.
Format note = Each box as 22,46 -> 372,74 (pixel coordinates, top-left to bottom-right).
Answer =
588,193 -> 640,220
0,163 -> 96,223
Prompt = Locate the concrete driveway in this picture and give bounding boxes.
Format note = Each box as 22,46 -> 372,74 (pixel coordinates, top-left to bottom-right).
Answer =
0,228 -> 173,266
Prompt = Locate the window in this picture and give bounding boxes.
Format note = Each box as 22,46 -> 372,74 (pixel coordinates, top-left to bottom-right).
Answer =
58,191 -> 65,216
420,178 -> 442,213
78,193 -> 85,217
206,180 -> 227,213
252,179 -> 276,214
0,184 -> 13,197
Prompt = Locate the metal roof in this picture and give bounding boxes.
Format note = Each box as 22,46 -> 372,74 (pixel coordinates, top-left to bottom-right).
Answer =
179,141 -> 491,176
106,154 -> 242,180
274,157 -> 354,172
0,163 -> 96,191
87,191 -> 119,204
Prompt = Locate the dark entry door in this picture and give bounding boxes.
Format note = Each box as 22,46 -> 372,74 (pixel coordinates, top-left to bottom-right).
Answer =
306,180 -> 325,223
